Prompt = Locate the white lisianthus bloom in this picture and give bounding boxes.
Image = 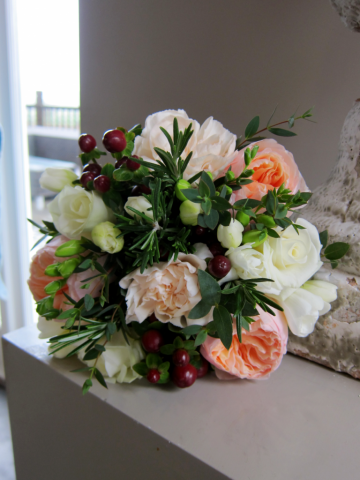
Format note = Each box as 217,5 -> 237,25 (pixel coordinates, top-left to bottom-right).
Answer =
48,186 -> 114,239
119,253 -> 213,327
217,219 -> 244,249
78,331 -> 145,384
272,279 -> 338,337
40,168 -> 78,192
133,109 -> 236,181
124,196 -> 153,220
92,221 -> 124,254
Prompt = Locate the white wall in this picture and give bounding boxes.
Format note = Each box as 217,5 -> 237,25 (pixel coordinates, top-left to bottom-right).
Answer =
79,0 -> 360,190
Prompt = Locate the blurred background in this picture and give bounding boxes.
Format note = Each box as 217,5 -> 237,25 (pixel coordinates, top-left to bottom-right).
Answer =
1,1 -> 360,476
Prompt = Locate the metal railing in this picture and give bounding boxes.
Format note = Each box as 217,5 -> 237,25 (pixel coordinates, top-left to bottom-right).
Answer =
26,91 -> 80,129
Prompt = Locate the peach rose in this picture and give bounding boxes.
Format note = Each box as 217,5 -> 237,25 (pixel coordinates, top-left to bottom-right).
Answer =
119,253 -> 213,327
28,235 -> 105,310
227,139 -> 309,202
201,308 -> 288,380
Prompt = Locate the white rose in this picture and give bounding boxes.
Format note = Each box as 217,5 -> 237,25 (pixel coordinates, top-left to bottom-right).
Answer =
226,243 -> 278,294
48,185 -> 114,239
217,219 -> 244,249
133,110 -> 236,181
91,221 -> 124,253
272,279 -> 337,337
39,168 -> 78,192
124,196 -> 154,220
78,331 -> 145,384
119,253 -> 213,327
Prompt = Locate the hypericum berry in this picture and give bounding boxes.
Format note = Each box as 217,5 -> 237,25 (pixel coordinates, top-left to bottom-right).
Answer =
83,163 -> 102,177
195,226 -> 206,236
147,369 -> 160,384
172,349 -> 190,367
141,330 -> 164,353
196,358 -> 209,378
126,156 -> 140,171
102,129 -> 127,153
172,364 -> 197,388
131,184 -> 151,196
208,243 -> 226,257
94,175 -> 111,193
80,171 -> 95,188
208,255 -> 231,279
115,157 -> 128,169
79,134 -> 96,153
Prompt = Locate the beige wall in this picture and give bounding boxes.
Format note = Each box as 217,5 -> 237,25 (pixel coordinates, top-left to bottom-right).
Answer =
79,0 -> 360,189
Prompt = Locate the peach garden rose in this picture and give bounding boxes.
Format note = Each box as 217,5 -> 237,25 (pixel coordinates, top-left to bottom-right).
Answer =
201,308 -> 288,380
227,138 -> 309,202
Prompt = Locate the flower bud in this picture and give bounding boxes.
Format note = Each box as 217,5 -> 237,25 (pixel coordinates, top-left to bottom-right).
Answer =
179,200 -> 201,226
55,240 -> 86,257
225,170 -> 235,182
217,219 -> 244,249
242,229 -> 268,248
45,263 -> 61,277
175,179 -> 191,201
257,214 -> 276,228
39,168 -> 78,192
205,171 -> 213,180
124,196 -> 154,220
302,280 -> 337,304
236,211 -> 250,227
244,148 -> 252,167
92,221 -> 124,254
57,257 -> 82,278
36,296 -> 54,315
44,278 -> 67,295
217,185 -> 232,195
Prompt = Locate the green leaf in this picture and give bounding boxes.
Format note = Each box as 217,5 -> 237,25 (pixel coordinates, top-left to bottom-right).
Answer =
101,163 -> 115,178
113,167 -> 133,182
245,116 -> 260,139
84,294 -> 95,311
56,308 -> 78,320
106,322 -> 116,336
95,344 -> 106,352
201,198 -> 212,215
199,180 -> 210,198
319,230 -> 328,249
204,209 -> 219,230
194,330 -> 207,347
82,378 -> 92,395
267,228 -> 280,238
213,305 -> 233,350
211,196 -> 232,211
324,242 -> 349,261
65,317 -> 76,329
331,260 -> 338,269
157,372 -> 170,384
83,348 -> 99,361
133,362 -> 149,376
188,299 -> 213,319
274,204 -> 287,219
218,210 -> 231,226
180,325 -> 202,335
268,127 -> 297,137
197,269 -> 221,304
146,353 -> 162,369
94,368 -> 108,389
266,190 -> 277,215
174,336 -> 184,349
181,189 -> 203,203
158,361 -> 170,373
160,344 -> 176,355
201,171 -> 216,197
233,199 -> 261,209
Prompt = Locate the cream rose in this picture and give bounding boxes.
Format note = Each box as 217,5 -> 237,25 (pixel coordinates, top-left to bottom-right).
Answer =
119,253 -> 213,327
78,331 -> 145,384
273,279 -> 337,337
39,168 -> 78,192
133,110 -> 236,181
48,185 -> 114,239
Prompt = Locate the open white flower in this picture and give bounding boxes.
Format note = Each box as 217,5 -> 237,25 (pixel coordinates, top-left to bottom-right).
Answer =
78,331 -> 144,384
119,253 -> 213,327
40,168 -> 78,192
133,109 -> 236,181
272,279 -> 338,337
124,196 -> 154,220
48,185 -> 114,239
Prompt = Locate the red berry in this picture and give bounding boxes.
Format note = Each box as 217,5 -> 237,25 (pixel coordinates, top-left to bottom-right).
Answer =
83,163 -> 102,177
172,349 -> 190,367
172,364 -> 197,388
209,243 -> 226,257
80,171 -> 95,188
148,313 -> 157,323
115,157 -> 128,169
126,158 -> 140,171
147,369 -> 160,384
94,175 -> 111,193
141,330 -> 164,353
196,358 -> 209,378
208,255 -> 231,279
102,129 -> 127,153
131,185 -> 151,196
195,226 -> 206,236
79,134 -> 96,153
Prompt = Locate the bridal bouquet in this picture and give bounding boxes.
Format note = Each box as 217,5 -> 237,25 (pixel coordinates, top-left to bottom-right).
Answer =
28,108 -> 349,394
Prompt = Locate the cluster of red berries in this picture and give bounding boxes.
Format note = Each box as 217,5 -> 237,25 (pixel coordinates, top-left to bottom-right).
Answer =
141,323 -> 209,388
194,226 -> 231,279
